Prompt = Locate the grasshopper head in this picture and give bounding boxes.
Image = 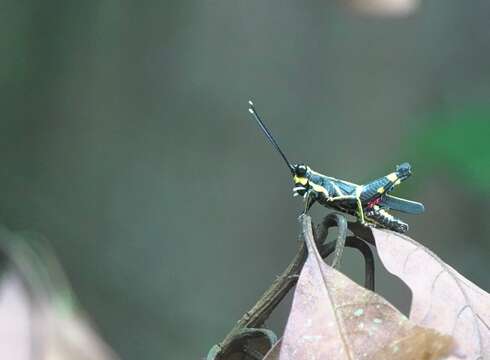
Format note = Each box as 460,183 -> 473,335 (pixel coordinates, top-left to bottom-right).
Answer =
396,162 -> 412,181
292,164 -> 311,197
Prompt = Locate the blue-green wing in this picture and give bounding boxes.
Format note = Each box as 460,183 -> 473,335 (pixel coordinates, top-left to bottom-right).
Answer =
380,195 -> 425,214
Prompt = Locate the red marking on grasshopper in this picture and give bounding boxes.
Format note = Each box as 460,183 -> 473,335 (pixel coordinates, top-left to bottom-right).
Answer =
367,197 -> 382,209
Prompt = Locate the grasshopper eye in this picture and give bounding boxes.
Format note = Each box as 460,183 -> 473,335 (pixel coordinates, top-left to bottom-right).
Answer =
295,164 -> 307,177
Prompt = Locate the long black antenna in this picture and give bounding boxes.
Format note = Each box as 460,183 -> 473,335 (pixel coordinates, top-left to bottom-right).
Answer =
248,100 -> 294,174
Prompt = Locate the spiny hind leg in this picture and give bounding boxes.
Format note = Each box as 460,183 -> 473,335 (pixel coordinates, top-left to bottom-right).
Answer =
365,206 -> 409,233
360,163 -> 413,202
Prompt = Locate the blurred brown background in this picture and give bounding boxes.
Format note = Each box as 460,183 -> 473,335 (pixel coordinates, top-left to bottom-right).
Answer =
0,1 -> 489,358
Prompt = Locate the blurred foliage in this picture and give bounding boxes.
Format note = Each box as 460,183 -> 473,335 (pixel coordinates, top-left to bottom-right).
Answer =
413,108 -> 490,193
0,227 -> 117,359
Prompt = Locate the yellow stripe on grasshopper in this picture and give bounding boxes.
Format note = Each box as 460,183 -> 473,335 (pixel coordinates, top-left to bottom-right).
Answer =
293,176 -> 328,195
386,173 -> 398,182
293,176 -> 308,185
310,182 -> 328,195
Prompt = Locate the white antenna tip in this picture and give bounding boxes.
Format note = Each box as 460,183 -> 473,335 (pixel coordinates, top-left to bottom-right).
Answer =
248,100 -> 254,106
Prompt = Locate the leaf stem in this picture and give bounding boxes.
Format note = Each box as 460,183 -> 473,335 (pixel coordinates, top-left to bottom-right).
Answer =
207,213 -> 375,360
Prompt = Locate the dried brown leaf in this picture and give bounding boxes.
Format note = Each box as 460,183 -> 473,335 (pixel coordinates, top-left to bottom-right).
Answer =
264,216 -> 452,360
373,228 -> 490,359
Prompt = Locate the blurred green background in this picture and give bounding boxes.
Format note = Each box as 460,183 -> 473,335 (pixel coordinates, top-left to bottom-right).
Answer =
0,1 -> 489,358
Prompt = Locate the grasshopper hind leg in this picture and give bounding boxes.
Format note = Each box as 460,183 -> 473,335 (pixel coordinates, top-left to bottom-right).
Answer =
365,206 -> 409,233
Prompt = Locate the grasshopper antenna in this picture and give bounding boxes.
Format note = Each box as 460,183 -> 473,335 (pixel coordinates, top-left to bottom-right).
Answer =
248,100 -> 295,174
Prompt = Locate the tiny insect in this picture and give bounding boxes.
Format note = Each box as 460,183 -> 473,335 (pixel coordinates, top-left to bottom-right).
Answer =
247,100 -> 424,233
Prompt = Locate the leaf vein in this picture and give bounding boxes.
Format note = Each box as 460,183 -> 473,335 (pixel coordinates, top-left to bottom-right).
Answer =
398,234 -> 484,356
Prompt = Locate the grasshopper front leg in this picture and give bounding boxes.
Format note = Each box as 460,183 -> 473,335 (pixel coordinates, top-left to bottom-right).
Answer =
303,190 -> 316,214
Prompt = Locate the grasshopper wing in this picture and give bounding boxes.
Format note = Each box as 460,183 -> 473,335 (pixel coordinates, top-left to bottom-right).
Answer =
380,194 -> 425,214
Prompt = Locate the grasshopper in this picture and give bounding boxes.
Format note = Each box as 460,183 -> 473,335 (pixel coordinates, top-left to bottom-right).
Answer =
248,101 -> 424,233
